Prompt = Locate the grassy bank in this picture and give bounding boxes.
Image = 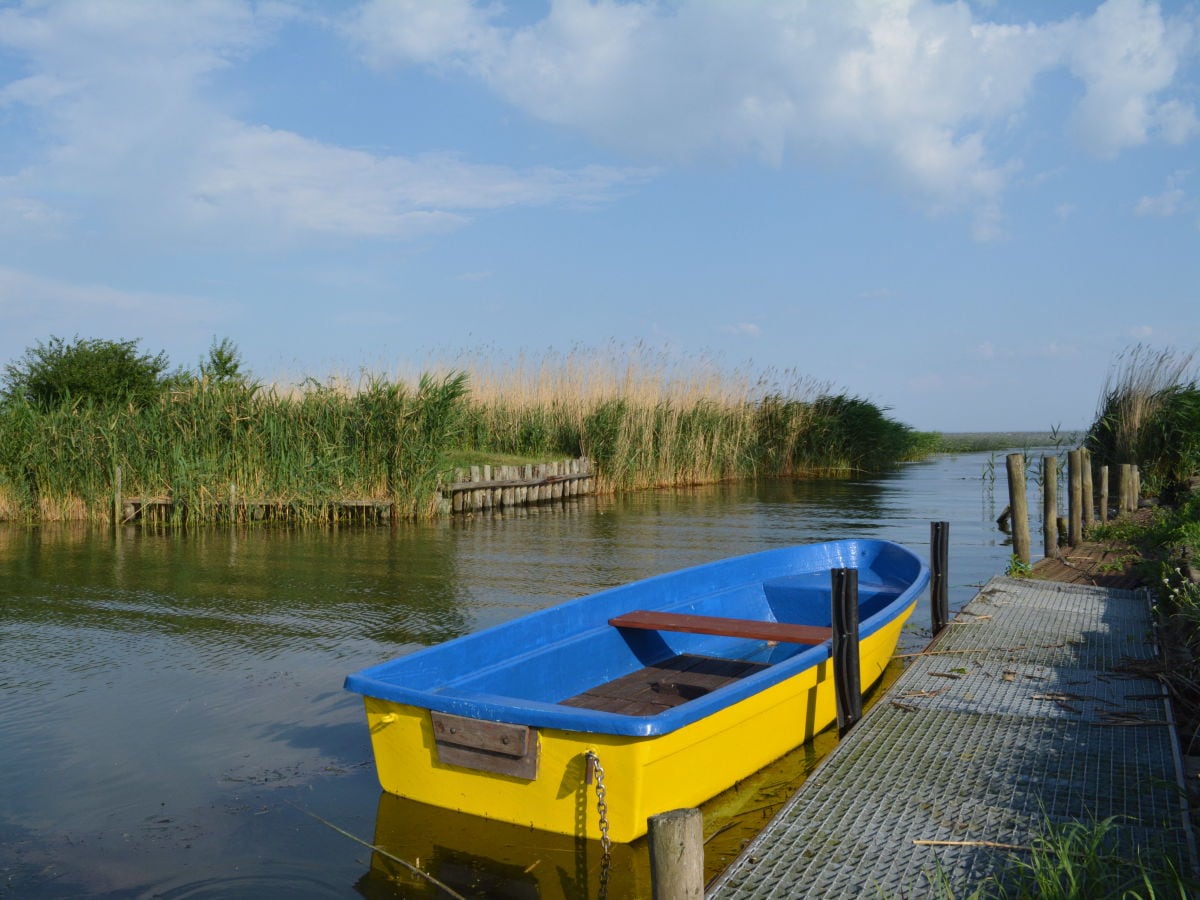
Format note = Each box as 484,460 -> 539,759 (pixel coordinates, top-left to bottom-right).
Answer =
0,373 -> 469,523
455,351 -> 933,491
1086,345 -> 1200,499
0,352 -> 932,523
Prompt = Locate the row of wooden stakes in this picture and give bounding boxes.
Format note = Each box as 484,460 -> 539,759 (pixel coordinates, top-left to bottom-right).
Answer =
1002,449 -> 1139,564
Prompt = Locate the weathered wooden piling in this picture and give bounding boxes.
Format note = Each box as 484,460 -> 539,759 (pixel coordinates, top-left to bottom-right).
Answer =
1068,449 -> 1083,548
112,465 -> 122,528
444,457 -> 593,514
1042,456 -> 1058,560
648,807 -> 704,900
1118,463 -> 1132,513
1005,454 -> 1031,565
1081,448 -> 1094,528
1099,465 -> 1109,524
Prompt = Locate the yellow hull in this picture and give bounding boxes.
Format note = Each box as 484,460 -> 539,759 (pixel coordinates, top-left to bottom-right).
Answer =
362,598 -> 914,842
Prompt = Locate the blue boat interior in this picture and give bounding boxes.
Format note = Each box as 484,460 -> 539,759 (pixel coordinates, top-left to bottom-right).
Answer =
344,540 -> 929,737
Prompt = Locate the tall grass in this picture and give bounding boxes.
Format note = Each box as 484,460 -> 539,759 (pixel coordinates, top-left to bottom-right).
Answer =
0,348 -> 931,522
446,346 -> 926,491
1087,345 -> 1200,496
0,373 -> 467,523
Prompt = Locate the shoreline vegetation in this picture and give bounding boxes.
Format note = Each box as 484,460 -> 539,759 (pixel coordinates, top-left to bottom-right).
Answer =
0,341 -> 958,525
0,337 -> 1189,530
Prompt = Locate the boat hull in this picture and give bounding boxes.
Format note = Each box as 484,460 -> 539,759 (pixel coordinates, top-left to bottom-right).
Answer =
358,595 -> 915,842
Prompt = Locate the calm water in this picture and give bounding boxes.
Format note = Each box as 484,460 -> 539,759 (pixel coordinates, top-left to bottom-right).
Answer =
1,450 -> 1045,898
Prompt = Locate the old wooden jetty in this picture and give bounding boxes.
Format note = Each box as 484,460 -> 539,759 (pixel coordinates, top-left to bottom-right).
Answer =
116,456 -> 594,523
444,457 -> 593,513
708,575 -> 1195,897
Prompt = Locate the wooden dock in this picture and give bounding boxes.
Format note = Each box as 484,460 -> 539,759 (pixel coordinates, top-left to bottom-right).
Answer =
443,457 -> 593,513
115,456 -> 594,523
708,573 -> 1195,897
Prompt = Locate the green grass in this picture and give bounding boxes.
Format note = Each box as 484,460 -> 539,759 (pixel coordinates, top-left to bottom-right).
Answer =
931,815 -> 1195,899
1086,345 -> 1200,497
0,361 -> 936,523
933,432 -> 1081,453
0,373 -> 469,522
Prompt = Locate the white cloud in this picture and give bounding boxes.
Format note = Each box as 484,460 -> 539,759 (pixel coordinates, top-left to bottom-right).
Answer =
1036,341 -> 1078,359
1065,0 -> 1199,157
0,0 -> 646,245
1136,188 -> 1185,217
1129,324 -> 1154,338
348,0 -> 1199,237
0,265 -> 233,327
1135,169 -> 1190,217
189,125 -> 644,238
3,0 -> 1197,249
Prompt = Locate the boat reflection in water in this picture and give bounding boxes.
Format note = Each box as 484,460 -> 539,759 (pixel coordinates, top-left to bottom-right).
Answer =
353,658 -> 903,898
355,791 -> 651,899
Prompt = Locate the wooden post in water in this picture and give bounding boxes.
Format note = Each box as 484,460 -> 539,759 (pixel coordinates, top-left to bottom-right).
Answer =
930,521 -> 949,635
1068,449 -> 1083,548
1099,465 -> 1109,524
1042,456 -> 1058,559
1081,448 -> 1094,529
113,464 -> 122,528
648,807 -> 704,900
1005,454 -> 1031,566
831,567 -> 862,736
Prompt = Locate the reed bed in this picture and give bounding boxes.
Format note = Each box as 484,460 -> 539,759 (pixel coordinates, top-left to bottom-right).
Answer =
0,347 -> 930,523
0,373 -> 468,523
443,345 -> 927,492
1086,345 -> 1200,496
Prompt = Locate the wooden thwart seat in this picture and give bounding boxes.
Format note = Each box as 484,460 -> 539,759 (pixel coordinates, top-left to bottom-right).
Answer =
609,610 -> 833,646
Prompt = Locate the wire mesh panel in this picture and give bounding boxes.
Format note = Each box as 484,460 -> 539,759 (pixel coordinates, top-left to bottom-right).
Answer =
710,578 -> 1193,899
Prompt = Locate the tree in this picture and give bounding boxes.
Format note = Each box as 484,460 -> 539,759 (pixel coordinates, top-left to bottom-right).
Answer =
199,337 -> 246,384
1,335 -> 171,407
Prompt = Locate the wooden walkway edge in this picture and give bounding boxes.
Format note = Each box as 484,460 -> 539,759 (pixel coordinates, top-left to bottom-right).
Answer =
708,575 -> 1196,898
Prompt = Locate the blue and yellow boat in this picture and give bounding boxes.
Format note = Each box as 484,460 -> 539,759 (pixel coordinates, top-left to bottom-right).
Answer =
345,539 -> 929,843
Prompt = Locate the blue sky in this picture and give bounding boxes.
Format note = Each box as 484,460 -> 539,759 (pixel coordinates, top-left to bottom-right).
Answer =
1,0 -> 1197,432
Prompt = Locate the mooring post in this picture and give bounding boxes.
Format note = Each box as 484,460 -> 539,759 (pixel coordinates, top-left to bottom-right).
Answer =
831,567 -> 862,736
1005,454 -> 1031,566
930,521 -> 949,635
113,464 -> 122,528
1068,449 -> 1083,548
1099,465 -> 1109,524
1081,448 -> 1094,528
1042,456 -> 1058,559
648,807 -> 704,900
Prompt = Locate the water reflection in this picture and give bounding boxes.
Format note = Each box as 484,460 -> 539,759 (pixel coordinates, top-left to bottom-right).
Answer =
0,450 -> 1046,898
357,793 -> 649,899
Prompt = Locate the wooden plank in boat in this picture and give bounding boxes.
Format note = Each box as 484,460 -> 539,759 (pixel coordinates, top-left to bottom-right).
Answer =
610,610 -> 833,645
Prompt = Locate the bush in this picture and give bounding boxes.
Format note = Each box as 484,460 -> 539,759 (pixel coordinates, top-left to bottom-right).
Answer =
2,335 -> 171,408
1085,345 -> 1200,496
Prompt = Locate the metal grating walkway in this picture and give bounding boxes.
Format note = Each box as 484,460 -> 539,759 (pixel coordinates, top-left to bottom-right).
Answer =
709,577 -> 1195,898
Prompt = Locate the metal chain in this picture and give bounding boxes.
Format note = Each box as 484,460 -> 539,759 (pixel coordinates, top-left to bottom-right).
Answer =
585,750 -> 613,898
